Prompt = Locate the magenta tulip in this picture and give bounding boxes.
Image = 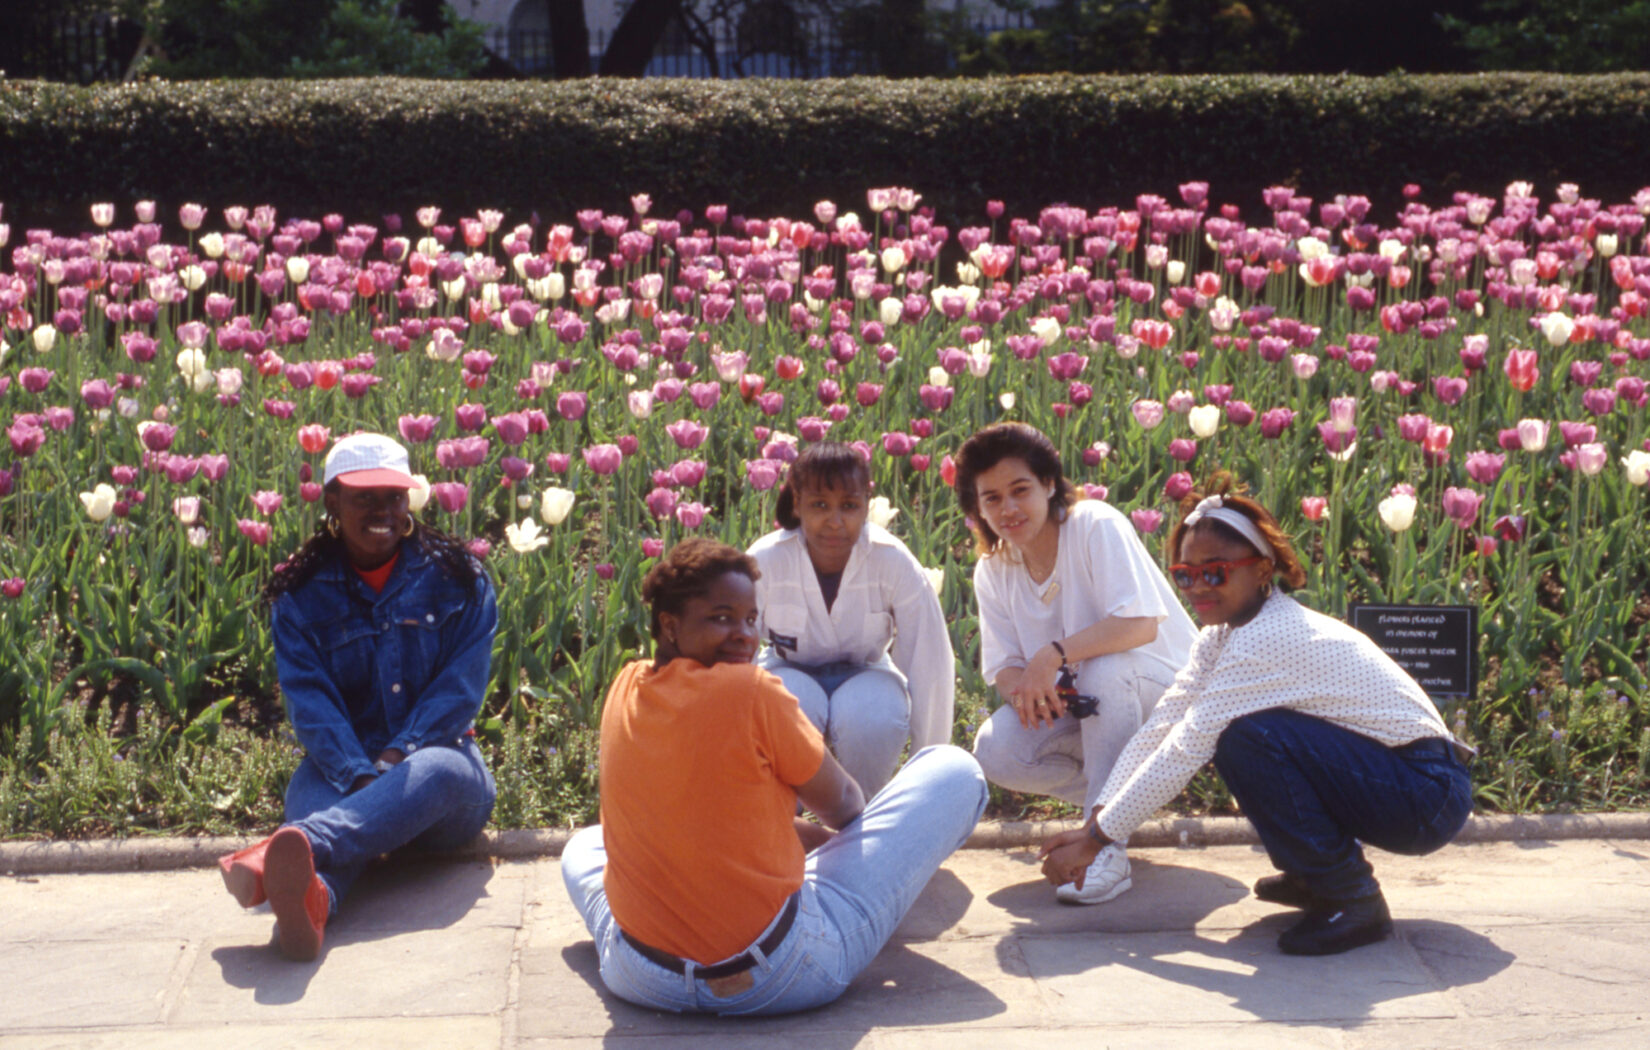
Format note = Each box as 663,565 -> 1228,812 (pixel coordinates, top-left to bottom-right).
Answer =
582,444 -> 624,475
429,481 -> 469,513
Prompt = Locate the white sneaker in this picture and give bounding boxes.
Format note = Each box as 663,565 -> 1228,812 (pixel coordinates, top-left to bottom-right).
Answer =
1055,843 -> 1132,905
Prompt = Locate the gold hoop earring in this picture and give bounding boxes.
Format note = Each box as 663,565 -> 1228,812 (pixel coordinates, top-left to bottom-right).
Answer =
401,516 -> 416,537
326,516 -> 341,538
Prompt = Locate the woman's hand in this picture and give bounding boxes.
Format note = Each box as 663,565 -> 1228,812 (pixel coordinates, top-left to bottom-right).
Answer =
1038,827 -> 1103,887
1008,645 -> 1066,728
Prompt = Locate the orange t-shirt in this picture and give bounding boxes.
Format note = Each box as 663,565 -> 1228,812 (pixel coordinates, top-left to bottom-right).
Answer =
598,658 -> 825,965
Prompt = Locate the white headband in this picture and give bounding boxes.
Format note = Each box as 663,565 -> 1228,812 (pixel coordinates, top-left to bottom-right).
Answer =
1181,495 -> 1275,560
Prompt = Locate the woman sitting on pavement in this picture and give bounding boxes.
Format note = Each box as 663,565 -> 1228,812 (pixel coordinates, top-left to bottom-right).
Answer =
218,432 -> 498,962
747,441 -> 955,797
955,422 -> 1197,906
562,537 -> 987,1015
1039,475 -> 1473,956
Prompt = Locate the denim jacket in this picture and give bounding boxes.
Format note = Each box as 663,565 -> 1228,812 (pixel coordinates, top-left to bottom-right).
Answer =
271,540 -> 498,795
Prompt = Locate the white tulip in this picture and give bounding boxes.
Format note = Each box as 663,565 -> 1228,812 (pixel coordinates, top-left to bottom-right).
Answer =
1623,449 -> 1650,486
867,496 -> 898,528
1378,493 -> 1417,532
923,566 -> 945,596
1538,312 -> 1575,347
80,483 -> 118,522
878,297 -> 904,327
1187,404 -> 1221,438
541,486 -> 576,526
505,518 -> 550,553
407,474 -> 431,513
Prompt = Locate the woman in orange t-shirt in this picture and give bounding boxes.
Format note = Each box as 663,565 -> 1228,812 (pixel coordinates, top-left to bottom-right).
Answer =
562,537 -> 987,1015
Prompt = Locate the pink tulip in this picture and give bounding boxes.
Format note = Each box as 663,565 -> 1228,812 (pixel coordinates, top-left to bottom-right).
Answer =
398,414 -> 438,444
1167,438 -> 1198,462
1441,487 -> 1484,529
671,460 -> 707,487
250,490 -> 284,515
1581,388 -> 1617,416
641,538 -> 665,558
429,481 -> 470,513
1423,423 -> 1453,460
296,424 -> 329,454
1,578 -> 25,599
1504,349 -> 1539,391
1318,422 -> 1357,456
163,455 -> 201,483
80,379 -> 115,410
1464,451 -> 1505,485
556,391 -> 589,421
1493,515 -> 1527,542
455,403 -> 489,431
501,456 -> 533,482
1131,400 -> 1165,429
1575,442 -> 1609,475
582,444 -> 624,475
141,422 -> 180,452
493,411 -> 530,446
8,420 -> 45,457
237,519 -> 272,546
1558,421 -> 1596,447
1224,400 -> 1255,427
856,382 -> 884,407
300,482 -> 323,502
745,459 -> 783,490
1129,508 -> 1164,533
436,436 -> 490,469
675,502 -> 707,529
19,368 -> 53,394
666,419 -> 710,450
1475,536 -> 1498,557
544,452 -> 570,473
1300,496 -> 1328,521
1164,472 -> 1194,502
645,487 -> 679,519
1259,407 -> 1295,439
1327,396 -> 1358,433
881,432 -> 916,457
1432,376 -> 1469,405
1397,414 -> 1432,443
200,454 -> 229,482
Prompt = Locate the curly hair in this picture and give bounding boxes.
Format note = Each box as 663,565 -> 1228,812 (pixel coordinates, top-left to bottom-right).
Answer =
261,490 -> 483,608
641,537 -> 761,640
773,442 -> 870,530
952,422 -> 1078,555
1167,472 -> 1308,590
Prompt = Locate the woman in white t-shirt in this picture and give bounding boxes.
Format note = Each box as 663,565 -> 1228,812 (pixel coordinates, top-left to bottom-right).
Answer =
749,442 -> 955,796
1038,475 -> 1473,956
954,422 -> 1196,905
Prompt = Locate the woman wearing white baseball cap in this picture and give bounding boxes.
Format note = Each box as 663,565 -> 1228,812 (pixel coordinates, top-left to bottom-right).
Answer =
217,432 -> 499,961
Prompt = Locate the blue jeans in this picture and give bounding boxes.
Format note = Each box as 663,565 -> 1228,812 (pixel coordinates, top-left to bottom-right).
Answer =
767,657 -> 910,797
284,737 -> 496,914
561,744 -> 988,1016
1213,708 -> 1472,902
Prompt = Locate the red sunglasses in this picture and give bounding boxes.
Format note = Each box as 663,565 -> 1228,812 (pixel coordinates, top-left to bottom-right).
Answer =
1169,555 -> 1267,589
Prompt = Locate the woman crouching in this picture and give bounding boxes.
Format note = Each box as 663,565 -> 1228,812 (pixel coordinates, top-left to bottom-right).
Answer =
1041,475 -> 1473,955
562,538 -> 987,1014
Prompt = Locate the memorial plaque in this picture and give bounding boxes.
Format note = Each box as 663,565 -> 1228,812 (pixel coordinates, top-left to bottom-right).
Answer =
1348,603 -> 1478,700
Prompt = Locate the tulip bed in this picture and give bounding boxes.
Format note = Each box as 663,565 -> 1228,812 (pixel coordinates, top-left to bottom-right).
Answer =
1,181 -> 1648,827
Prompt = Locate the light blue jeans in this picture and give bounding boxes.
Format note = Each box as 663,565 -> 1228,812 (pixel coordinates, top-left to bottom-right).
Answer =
561,744 -> 988,1016
766,657 -> 911,797
284,737 -> 496,914
973,648 -> 1176,811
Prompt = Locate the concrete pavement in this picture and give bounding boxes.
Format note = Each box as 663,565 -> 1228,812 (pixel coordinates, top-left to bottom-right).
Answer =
3,822 -> 1650,1047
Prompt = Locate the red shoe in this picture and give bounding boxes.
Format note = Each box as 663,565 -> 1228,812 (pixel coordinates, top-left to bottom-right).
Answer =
264,827 -> 330,962
218,836 -> 275,908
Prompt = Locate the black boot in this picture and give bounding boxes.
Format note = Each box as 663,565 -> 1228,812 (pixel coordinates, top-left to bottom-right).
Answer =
1277,892 -> 1392,955
1253,872 -> 1319,909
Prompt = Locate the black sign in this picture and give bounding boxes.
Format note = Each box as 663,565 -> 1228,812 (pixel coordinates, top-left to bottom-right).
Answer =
1348,603 -> 1478,700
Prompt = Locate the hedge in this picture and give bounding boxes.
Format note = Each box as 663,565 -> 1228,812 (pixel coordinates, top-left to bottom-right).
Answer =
1,73 -> 1648,227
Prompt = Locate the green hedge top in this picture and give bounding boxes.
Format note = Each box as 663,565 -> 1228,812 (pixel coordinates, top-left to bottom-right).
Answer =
2,73 -> 1648,227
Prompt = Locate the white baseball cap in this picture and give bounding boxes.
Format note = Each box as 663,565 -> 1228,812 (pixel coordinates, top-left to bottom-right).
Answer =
323,432 -> 417,489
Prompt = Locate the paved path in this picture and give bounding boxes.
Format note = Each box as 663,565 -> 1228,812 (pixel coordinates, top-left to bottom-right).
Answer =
4,829 -> 1650,1047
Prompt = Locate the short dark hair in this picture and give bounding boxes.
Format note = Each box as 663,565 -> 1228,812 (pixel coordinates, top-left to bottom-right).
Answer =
774,442 -> 871,529
641,537 -> 761,639
1167,471 -> 1308,590
953,423 -> 1077,555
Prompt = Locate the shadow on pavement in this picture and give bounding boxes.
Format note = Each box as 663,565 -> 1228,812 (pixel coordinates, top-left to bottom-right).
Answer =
209,858 -> 494,1003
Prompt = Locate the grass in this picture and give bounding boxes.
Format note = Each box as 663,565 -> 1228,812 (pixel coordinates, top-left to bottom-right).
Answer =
2,681 -> 1645,840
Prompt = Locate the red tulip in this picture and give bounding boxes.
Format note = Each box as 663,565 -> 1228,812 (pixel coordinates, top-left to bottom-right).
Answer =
297,424 -> 331,454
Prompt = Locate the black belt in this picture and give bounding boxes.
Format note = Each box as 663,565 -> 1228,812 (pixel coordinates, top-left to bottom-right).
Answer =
1396,737 -> 1452,760
621,893 -> 799,980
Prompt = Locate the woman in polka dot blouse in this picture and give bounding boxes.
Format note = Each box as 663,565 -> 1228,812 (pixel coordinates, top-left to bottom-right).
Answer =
1039,474 -> 1473,956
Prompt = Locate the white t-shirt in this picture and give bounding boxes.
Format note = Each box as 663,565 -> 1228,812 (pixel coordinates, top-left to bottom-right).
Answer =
748,523 -> 955,751
974,498 -> 1197,688
1095,590 -> 1460,841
